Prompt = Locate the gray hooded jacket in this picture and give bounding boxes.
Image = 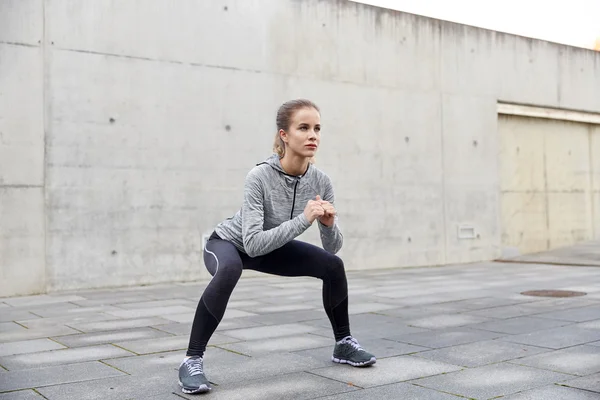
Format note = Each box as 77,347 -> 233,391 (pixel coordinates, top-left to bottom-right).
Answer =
214,154 -> 343,257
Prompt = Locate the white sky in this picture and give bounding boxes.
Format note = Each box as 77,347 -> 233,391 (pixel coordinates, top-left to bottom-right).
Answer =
351,0 -> 600,49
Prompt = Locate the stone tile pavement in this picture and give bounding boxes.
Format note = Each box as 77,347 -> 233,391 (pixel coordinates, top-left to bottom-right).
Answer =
1,260 -> 600,399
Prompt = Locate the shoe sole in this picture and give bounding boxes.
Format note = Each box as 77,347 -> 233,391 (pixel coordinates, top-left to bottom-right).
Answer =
178,380 -> 211,394
332,356 -> 376,367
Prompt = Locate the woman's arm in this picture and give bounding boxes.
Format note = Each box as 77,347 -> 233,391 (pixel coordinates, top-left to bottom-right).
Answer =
318,177 -> 344,254
241,168 -> 311,257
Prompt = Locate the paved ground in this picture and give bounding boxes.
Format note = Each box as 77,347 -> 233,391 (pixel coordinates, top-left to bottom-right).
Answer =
1,258 -> 600,399
500,240 -> 600,268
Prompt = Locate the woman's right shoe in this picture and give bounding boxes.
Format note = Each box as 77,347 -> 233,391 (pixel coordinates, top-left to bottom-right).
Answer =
178,356 -> 212,394
332,336 -> 377,367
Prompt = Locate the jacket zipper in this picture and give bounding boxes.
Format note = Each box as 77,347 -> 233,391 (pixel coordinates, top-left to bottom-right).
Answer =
290,179 -> 299,219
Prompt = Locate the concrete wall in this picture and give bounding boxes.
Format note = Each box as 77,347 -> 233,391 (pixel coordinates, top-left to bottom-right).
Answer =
0,0 -> 46,296
1,0 -> 600,296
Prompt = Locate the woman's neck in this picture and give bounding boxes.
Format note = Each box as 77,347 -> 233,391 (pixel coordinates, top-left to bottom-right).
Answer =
279,154 -> 309,176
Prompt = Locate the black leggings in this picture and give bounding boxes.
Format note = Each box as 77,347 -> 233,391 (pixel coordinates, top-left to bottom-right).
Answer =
186,231 -> 351,357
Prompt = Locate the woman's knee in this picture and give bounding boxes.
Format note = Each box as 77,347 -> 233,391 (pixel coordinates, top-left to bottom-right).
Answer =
325,254 -> 346,278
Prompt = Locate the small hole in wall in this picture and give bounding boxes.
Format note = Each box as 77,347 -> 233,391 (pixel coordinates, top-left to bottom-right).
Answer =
223,6 -> 228,11
109,118 -> 115,124
225,125 -> 231,131
405,137 -> 409,143
407,237 -> 412,243
111,250 -> 117,255
473,140 -> 478,147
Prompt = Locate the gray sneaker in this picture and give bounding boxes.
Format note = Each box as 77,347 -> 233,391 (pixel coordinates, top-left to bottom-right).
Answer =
178,356 -> 211,394
332,336 -> 376,367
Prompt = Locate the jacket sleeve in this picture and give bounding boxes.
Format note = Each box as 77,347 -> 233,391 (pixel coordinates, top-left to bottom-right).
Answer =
318,176 -> 344,254
241,168 -> 311,257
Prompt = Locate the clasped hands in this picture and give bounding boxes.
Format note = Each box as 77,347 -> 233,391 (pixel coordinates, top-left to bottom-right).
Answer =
303,195 -> 335,227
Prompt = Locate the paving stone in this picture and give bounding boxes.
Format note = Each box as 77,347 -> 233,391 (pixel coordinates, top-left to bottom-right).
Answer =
416,339 -> 550,367
67,317 -> 172,332
373,305 -> 458,319
347,302 -> 399,314
115,334 -> 238,355
223,300 -> 264,308
439,296 -> 537,311
0,323 -> 25,334
208,353 -> 332,384
240,309 -> 326,325
22,305 -> 125,318
411,363 -> 575,399
0,311 -> 40,323
0,339 -> 66,357
3,295 -> 86,308
111,299 -> 196,309
294,337 -> 428,362
35,370 -> 180,400
219,323 -> 320,340
69,296 -> 155,307
150,322 -> 193,336
466,299 -> 600,319
0,361 -> 124,392
0,344 -> 133,370
16,313 -> 115,329
501,384 -> 600,399
317,382 -> 464,399
221,309 -> 258,319
140,393 -> 184,400
182,372 -> 357,400
104,347 -> 247,375
577,319 -> 600,330
511,345 -> 600,376
310,355 -> 462,388
213,318 -> 264,332
387,327 -> 503,348
51,327 -> 172,347
118,341 -> 199,363
468,316 -> 573,334
217,333 -> 333,356
501,325 -> 600,349
0,326 -> 80,343
249,304 -> 317,313
561,373 -> 600,393
0,390 -> 45,399
534,305 -> 600,322
103,305 -> 196,319
404,313 -> 495,329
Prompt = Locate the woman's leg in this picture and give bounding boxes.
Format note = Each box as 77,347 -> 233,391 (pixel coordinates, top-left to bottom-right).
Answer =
187,237 -> 244,357
180,235 -> 244,394
248,240 -> 375,366
247,240 -> 350,341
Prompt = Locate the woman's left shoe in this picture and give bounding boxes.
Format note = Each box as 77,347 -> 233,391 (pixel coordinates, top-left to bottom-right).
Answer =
332,336 -> 376,367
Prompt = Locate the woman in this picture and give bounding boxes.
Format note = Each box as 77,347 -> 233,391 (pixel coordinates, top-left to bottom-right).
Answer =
179,99 -> 376,394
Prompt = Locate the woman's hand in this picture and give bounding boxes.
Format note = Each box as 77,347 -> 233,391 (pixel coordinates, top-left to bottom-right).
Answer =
315,195 -> 336,227
303,197 -> 325,223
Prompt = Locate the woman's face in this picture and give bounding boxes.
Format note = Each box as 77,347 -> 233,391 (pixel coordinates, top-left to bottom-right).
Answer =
280,107 -> 321,159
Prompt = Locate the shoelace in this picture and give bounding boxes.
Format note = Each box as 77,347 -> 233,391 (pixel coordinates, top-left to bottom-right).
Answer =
185,357 -> 204,376
342,337 -> 364,351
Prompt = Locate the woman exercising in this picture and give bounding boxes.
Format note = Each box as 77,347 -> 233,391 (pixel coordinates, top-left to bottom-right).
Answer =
178,99 -> 376,394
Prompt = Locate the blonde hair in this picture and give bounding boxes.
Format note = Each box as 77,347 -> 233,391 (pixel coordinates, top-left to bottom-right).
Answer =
273,99 -> 320,158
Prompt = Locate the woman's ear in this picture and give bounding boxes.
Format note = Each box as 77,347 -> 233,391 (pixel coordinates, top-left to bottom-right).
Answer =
279,129 -> 288,144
